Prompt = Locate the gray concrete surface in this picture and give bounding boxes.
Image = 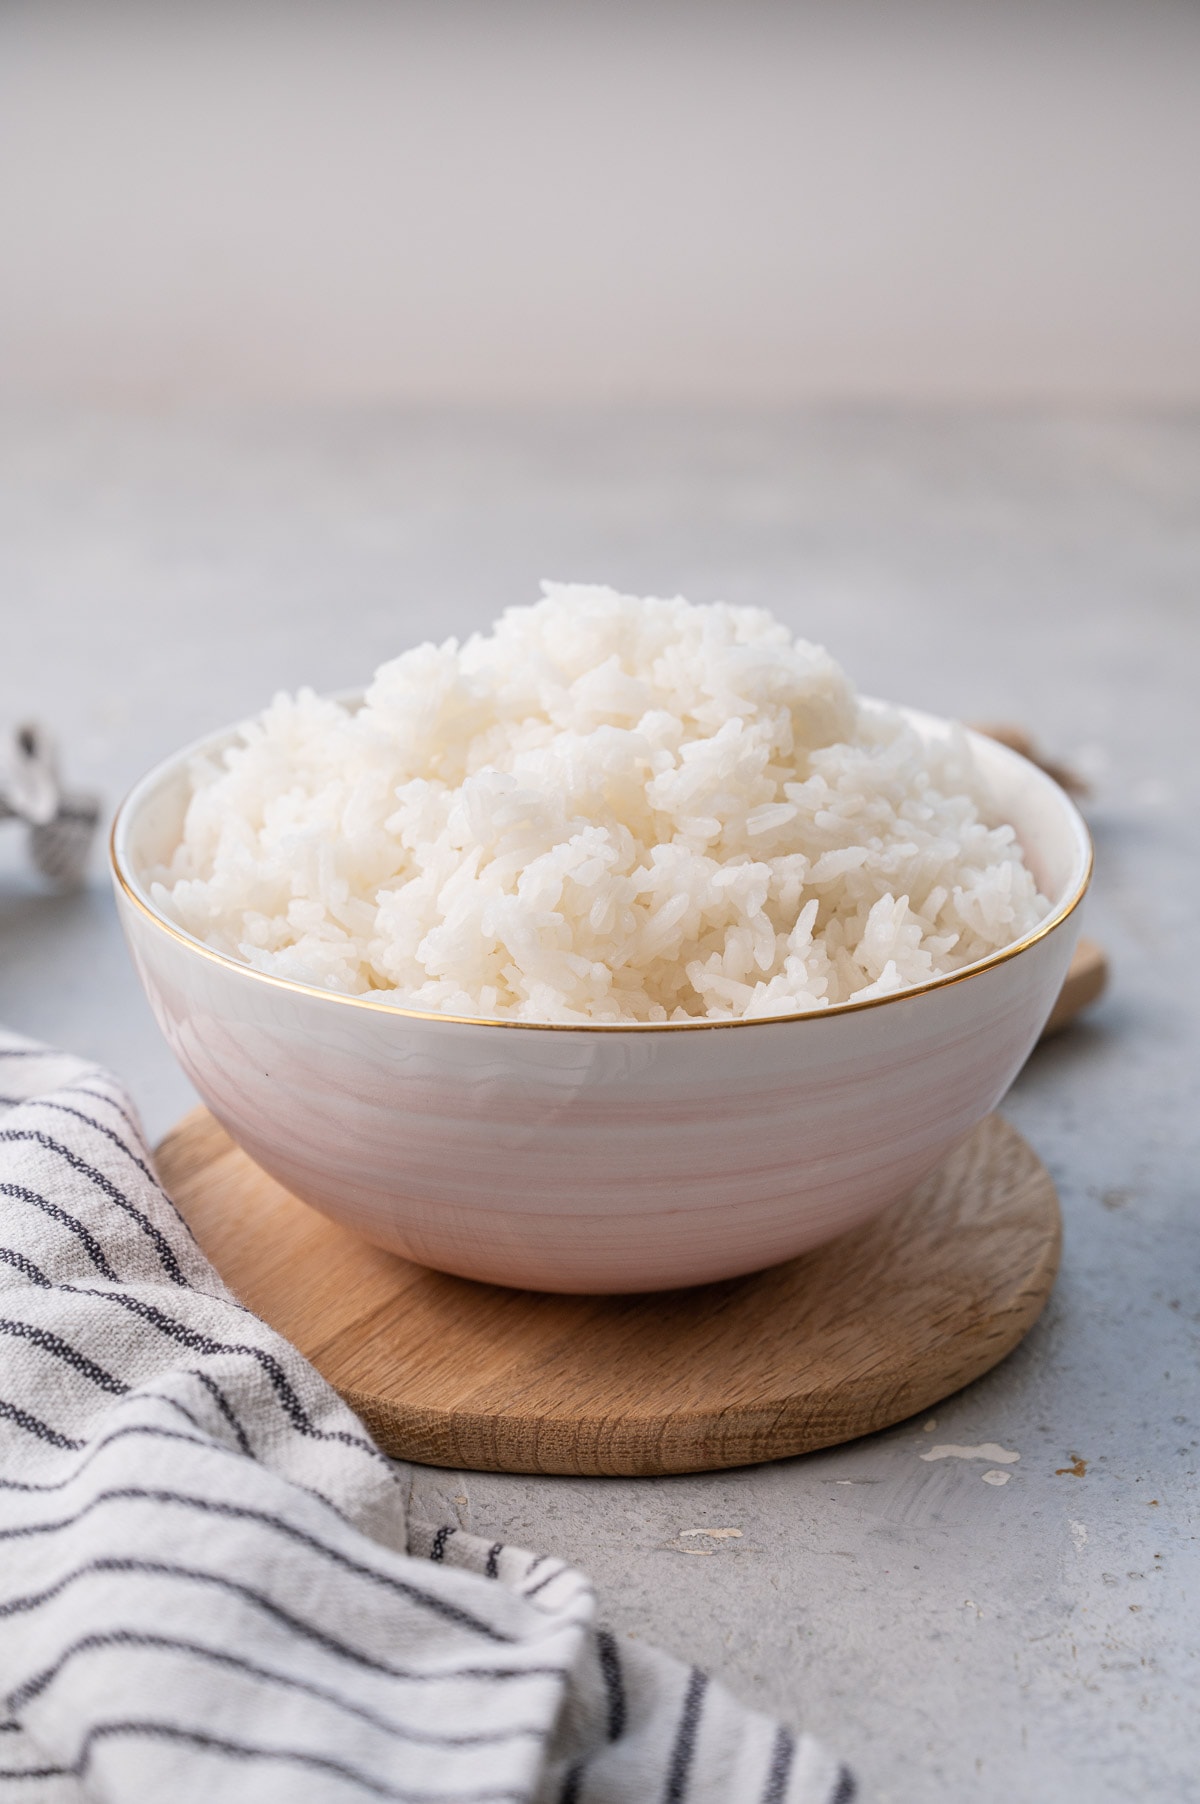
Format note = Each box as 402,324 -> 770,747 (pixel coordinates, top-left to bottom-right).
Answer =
1,409 -> 1196,1801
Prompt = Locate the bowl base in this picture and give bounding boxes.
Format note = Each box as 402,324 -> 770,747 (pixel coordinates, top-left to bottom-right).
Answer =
155,1109 -> 1061,1476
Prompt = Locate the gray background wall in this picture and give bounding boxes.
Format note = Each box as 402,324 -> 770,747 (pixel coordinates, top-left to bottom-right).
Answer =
3,0 -> 1199,407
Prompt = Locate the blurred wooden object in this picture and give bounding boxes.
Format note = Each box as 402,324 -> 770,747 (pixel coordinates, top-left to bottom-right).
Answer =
971,721 -> 1104,1034
972,721 -> 1089,796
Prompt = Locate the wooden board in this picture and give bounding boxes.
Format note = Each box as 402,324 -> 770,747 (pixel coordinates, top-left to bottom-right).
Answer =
154,938 -> 1103,1475
156,1110 -> 1062,1476
1042,935 -> 1107,1038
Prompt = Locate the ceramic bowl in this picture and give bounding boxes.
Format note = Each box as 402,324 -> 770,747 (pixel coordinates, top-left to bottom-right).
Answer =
112,706 -> 1091,1293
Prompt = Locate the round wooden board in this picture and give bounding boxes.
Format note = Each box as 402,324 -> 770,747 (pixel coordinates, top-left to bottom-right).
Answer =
155,1109 -> 1061,1477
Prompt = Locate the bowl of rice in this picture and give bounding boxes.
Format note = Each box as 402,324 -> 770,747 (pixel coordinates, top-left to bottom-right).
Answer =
113,585 -> 1091,1292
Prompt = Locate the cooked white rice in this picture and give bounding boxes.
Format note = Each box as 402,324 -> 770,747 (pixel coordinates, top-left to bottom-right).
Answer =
151,584 -> 1050,1023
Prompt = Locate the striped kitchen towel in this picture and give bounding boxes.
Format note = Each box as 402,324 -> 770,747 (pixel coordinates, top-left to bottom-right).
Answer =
0,1029 -> 853,1803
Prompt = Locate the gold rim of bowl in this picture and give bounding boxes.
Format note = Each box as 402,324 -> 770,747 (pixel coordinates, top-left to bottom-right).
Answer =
110,732 -> 1094,1034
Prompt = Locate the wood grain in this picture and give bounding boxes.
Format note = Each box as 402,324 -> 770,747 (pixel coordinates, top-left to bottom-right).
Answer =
156,1110 -> 1062,1476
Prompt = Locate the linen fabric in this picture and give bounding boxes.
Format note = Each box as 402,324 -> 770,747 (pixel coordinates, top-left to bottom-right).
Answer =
0,1031 -> 852,1803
